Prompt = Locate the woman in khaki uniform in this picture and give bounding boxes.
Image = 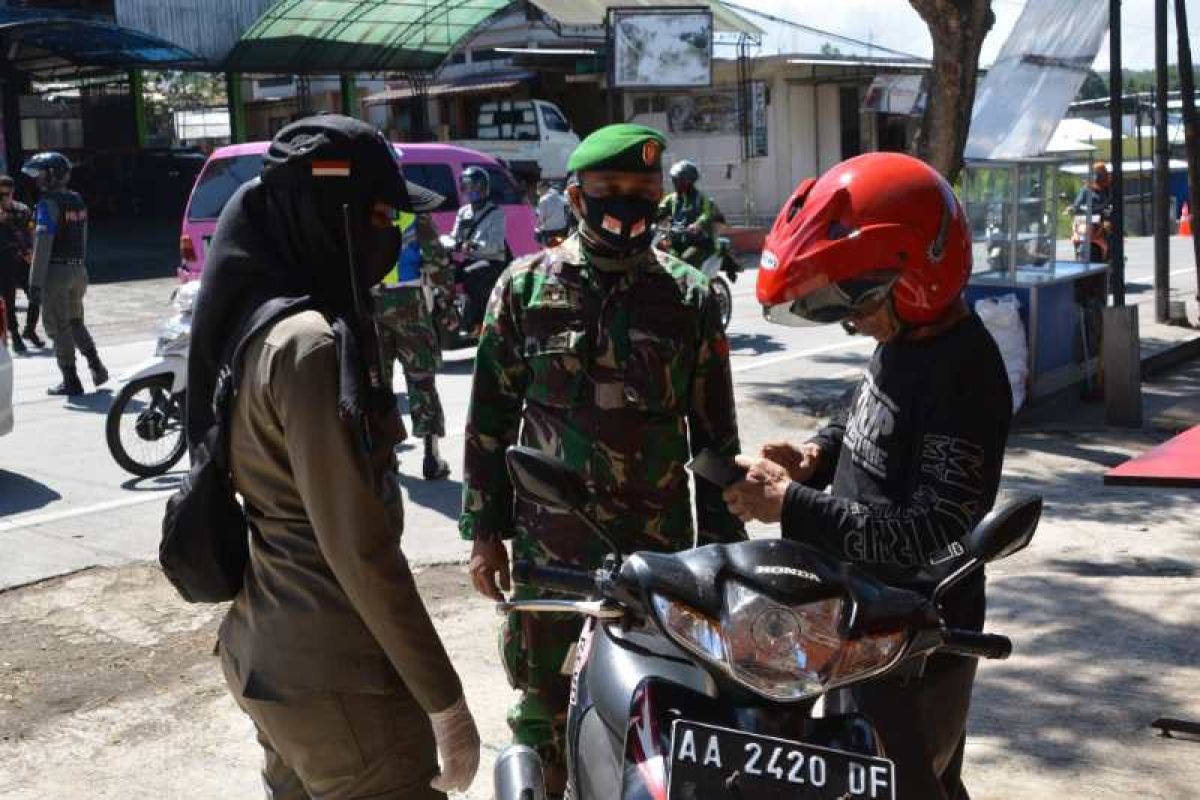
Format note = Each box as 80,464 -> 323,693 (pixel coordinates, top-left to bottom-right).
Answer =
186,116 -> 479,800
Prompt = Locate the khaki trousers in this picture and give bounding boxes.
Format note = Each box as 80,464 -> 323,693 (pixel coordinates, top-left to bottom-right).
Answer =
220,647 -> 445,800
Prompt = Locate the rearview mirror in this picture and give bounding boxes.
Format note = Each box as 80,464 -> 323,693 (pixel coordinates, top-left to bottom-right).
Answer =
505,446 -> 625,559
965,495 -> 1042,564
506,446 -> 589,513
930,495 -> 1042,601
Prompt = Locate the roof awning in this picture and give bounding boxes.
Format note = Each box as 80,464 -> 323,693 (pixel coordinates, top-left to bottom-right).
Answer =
0,17 -> 203,77
363,70 -> 531,104
225,0 -> 511,74
225,0 -> 759,75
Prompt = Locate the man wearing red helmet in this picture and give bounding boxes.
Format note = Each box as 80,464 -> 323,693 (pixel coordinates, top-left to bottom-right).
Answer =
724,152 -> 1012,800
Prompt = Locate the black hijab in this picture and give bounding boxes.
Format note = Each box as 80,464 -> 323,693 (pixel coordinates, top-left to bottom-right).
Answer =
186,115 -> 440,456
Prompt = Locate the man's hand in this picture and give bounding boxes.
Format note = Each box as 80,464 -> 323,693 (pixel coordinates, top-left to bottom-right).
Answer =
469,537 -> 510,601
760,441 -> 823,483
722,455 -> 792,524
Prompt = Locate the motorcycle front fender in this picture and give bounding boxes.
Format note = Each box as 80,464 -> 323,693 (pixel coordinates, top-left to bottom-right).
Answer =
120,356 -> 187,394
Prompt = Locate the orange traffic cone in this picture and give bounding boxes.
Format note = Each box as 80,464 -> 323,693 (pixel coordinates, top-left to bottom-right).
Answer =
1180,202 -> 1193,237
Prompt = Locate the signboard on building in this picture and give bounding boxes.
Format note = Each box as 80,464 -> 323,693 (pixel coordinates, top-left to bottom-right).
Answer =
610,8 -> 713,89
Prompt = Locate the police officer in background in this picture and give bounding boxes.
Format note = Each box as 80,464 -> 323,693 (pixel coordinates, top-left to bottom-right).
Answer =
461,124 -> 744,792
374,195 -> 454,480
450,166 -> 507,336
23,152 -> 107,396
0,175 -> 36,354
658,159 -> 721,270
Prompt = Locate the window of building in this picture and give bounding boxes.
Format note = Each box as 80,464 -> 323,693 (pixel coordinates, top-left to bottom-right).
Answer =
840,86 -> 862,159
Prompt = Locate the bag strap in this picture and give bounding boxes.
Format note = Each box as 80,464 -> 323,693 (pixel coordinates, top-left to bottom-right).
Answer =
208,297 -> 316,471
462,203 -> 498,240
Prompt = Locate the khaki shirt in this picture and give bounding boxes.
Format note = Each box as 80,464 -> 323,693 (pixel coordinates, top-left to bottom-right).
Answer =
219,310 -> 461,711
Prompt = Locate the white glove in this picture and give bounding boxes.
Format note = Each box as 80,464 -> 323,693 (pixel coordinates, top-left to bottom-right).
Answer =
429,695 -> 481,793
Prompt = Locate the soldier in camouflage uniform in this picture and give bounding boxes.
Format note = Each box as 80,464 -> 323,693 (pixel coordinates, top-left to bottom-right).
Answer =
374,209 -> 453,480
460,124 -> 745,791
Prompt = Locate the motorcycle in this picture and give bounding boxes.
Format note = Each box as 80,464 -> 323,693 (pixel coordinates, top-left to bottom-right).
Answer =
1070,204 -> 1112,264
436,233 -> 498,350
105,281 -> 195,478
656,224 -> 741,331
494,446 -> 1042,800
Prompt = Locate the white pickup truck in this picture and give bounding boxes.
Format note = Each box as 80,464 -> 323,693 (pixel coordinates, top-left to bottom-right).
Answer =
455,99 -> 580,180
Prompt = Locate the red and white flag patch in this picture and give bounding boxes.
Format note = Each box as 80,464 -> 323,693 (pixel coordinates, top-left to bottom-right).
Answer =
602,214 -> 623,235
630,219 -> 646,237
312,160 -> 351,177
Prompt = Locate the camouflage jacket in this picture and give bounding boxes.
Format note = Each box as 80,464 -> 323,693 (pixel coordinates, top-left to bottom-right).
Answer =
459,234 -> 745,555
375,212 -> 453,318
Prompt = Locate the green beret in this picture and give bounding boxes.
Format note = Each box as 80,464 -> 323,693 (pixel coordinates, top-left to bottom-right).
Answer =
567,123 -> 667,174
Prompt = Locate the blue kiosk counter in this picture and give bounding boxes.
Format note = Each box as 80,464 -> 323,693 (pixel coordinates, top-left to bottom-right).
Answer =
961,159 -> 1109,403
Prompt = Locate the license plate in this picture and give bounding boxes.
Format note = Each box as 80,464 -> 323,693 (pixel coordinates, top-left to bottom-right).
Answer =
667,720 -> 896,800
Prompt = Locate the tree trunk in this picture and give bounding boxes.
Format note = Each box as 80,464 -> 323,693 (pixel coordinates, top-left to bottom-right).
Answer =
1175,0 -> 1200,306
909,0 -> 996,183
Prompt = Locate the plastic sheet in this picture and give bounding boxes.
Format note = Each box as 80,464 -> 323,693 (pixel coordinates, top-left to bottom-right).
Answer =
975,294 -> 1029,412
965,0 -> 1109,160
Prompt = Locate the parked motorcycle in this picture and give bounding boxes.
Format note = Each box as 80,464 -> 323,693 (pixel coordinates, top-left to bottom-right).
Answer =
494,446 -> 1042,800
105,281 -> 195,478
656,224 -> 741,331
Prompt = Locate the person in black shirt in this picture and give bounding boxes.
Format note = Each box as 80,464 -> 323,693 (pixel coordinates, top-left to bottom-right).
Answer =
0,175 -> 36,354
724,152 -> 1012,800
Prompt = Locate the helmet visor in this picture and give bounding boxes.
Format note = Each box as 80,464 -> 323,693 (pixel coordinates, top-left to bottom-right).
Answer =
763,276 -> 897,326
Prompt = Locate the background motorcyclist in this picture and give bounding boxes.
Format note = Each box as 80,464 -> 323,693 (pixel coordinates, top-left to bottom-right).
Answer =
450,166 -> 507,336
1072,161 -> 1111,212
723,152 -> 1013,800
1069,162 -> 1114,263
22,152 -> 108,396
534,178 -> 573,245
658,159 -> 721,268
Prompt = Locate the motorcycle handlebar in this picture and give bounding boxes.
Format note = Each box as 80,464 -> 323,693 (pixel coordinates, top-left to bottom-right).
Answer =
940,629 -> 1012,660
512,561 -> 599,597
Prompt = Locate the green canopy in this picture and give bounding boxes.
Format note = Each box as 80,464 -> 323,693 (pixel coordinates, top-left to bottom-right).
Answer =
224,0 -> 511,73
225,0 -> 760,75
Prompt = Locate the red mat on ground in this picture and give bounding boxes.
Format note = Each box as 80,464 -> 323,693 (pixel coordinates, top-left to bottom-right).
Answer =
1104,425 -> 1200,488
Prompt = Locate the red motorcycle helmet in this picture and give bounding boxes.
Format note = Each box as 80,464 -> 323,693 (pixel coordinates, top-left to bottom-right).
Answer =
757,152 -> 971,326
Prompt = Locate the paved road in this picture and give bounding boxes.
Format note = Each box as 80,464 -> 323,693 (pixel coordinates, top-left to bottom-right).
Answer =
1,236 -> 1196,588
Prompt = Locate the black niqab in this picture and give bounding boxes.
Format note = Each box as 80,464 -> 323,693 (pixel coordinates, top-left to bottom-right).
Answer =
186,115 -> 408,455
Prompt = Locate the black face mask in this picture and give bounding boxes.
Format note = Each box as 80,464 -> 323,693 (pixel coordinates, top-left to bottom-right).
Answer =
580,192 -> 658,254
357,220 -> 403,287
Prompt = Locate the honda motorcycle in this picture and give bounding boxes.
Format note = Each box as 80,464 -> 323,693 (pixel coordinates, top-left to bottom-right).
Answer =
656,224 -> 741,331
494,446 -> 1042,800
105,280 -> 195,477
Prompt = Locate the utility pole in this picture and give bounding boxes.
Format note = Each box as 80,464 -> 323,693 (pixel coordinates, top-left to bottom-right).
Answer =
1175,0 -> 1200,312
1154,0 -> 1171,322
1110,0 -> 1126,305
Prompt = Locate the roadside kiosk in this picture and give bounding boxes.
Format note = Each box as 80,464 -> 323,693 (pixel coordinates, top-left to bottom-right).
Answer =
961,157 -> 1109,404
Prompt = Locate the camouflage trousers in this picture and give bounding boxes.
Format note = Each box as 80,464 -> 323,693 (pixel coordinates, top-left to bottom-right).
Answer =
376,303 -> 445,438
500,528 -> 690,775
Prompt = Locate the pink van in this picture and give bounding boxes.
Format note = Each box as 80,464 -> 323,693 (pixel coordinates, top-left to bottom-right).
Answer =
178,141 -> 539,281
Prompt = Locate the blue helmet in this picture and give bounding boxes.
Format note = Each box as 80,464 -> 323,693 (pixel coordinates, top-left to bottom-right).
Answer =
22,151 -> 72,191
460,165 -> 490,197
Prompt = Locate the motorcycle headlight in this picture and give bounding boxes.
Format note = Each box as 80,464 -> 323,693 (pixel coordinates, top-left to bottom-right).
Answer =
155,315 -> 191,357
652,582 -> 907,702
172,280 -> 200,314
652,594 -> 726,664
